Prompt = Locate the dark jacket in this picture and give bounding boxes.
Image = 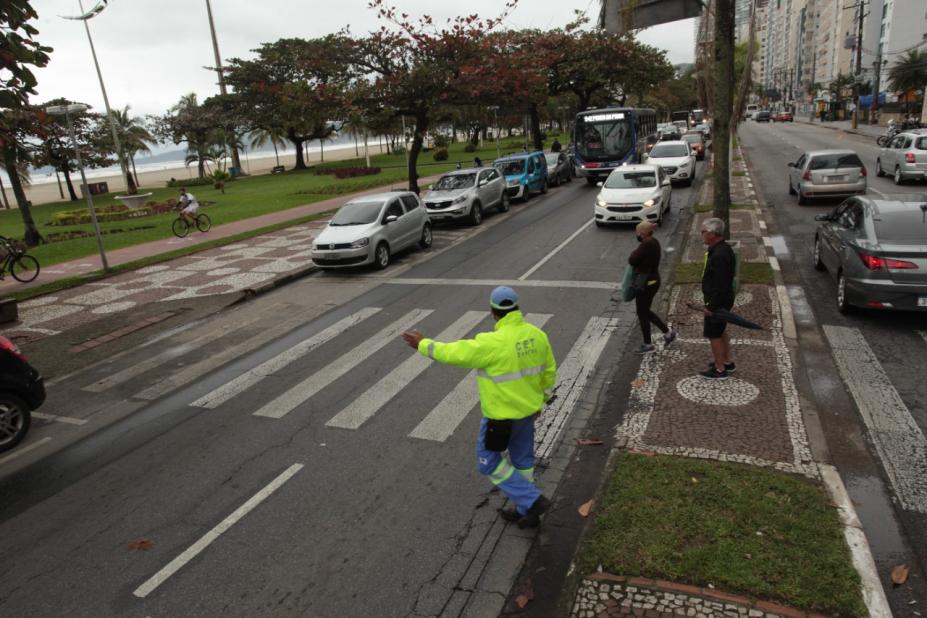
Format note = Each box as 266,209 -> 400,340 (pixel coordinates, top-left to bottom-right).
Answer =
628,237 -> 661,283
701,241 -> 735,310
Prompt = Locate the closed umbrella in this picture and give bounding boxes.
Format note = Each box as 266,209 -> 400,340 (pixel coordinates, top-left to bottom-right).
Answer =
685,302 -> 764,330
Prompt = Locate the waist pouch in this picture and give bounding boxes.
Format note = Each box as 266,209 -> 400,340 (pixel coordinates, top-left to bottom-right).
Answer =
484,419 -> 513,452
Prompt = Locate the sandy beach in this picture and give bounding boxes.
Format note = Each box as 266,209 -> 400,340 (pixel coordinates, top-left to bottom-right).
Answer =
3,143 -> 383,207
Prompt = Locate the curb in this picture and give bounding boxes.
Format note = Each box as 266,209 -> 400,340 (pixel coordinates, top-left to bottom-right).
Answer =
237,263 -> 318,301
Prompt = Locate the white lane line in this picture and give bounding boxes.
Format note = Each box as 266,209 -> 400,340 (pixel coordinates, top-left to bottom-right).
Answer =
0,437 -> 51,466
762,236 -> 773,247
133,463 -> 303,598
919,331 -> 927,345
408,314 -> 552,442
518,220 -> 595,280
768,256 -> 781,271
869,187 -> 888,198
326,311 -> 486,430
818,464 -> 892,618
32,412 -> 88,426
381,277 -> 613,290
191,308 -> 382,409
254,309 -> 433,419
823,325 -> 927,513
758,220 -> 767,231
536,316 -> 619,461
84,314 -> 265,393
133,312 -> 311,401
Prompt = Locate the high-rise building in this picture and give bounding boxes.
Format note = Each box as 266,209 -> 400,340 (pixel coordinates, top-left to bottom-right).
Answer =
877,0 -> 927,97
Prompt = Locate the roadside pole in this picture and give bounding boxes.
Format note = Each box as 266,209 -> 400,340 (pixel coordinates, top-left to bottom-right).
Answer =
713,0 -> 734,235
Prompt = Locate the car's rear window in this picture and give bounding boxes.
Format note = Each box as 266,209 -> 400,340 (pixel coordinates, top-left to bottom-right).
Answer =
915,137 -> 927,150
873,209 -> 927,242
604,171 -> 657,189
683,134 -> 702,143
650,144 -> 688,157
809,153 -> 864,169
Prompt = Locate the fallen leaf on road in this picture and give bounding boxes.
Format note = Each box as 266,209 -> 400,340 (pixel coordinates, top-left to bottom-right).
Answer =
578,499 -> 595,517
576,438 -> 604,446
891,564 -> 910,585
515,578 -> 535,609
515,595 -> 530,609
127,539 -> 154,551
630,378 -> 644,389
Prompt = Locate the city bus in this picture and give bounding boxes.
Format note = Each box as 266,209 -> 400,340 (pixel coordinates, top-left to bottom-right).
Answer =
572,107 -> 657,185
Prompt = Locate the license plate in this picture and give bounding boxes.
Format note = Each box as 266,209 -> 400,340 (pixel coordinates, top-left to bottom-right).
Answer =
617,214 -> 632,221
919,295 -> 927,307
827,175 -> 846,182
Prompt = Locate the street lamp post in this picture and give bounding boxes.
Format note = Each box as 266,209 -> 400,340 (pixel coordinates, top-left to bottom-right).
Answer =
63,0 -> 134,194
46,104 -> 109,271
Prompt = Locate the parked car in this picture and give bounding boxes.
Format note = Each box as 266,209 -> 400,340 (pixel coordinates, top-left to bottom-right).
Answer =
422,168 -> 508,225
682,131 -> 706,160
812,195 -> 927,313
642,140 -> 697,186
545,152 -> 573,186
0,336 -> 46,454
493,151 -> 548,201
787,149 -> 867,205
746,104 -> 759,119
694,123 -> 711,139
593,164 -> 672,227
755,110 -> 772,122
773,111 -> 794,122
311,191 -> 432,270
657,123 -> 681,141
876,130 -> 927,185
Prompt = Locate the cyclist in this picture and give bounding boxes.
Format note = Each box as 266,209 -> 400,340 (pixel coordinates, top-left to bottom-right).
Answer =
177,188 -> 200,225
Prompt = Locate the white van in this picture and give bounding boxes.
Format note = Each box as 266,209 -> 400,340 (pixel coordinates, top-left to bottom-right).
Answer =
745,104 -> 759,120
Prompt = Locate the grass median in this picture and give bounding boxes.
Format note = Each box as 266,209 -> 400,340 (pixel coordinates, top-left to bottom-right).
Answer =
576,452 -> 865,617
4,134 -> 564,269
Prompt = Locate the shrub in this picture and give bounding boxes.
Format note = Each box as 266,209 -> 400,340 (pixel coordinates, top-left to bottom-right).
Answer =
464,143 -> 477,153
432,148 -> 449,161
432,134 -> 450,149
331,166 -> 382,179
165,176 -> 213,188
391,147 -> 406,156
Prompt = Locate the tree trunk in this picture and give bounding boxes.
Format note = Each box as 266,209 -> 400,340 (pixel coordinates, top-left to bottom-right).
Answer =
530,104 -> 543,151
713,0 -> 735,238
61,166 -> 79,201
291,136 -> 307,169
273,141 -> 280,167
407,112 -> 429,194
198,158 -> 206,179
131,155 -> 140,188
125,167 -> 137,194
0,176 -> 10,209
2,146 -> 42,246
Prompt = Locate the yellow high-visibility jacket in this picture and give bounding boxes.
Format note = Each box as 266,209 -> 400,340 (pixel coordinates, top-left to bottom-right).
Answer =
418,311 -> 557,420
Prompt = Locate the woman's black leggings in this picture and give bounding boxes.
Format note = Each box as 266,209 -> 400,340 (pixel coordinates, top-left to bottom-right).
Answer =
635,280 -> 668,344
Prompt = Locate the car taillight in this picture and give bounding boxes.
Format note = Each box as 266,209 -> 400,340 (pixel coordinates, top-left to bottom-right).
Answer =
0,336 -> 25,361
857,253 -> 918,270
860,166 -> 867,177
802,170 -> 812,181
905,152 -> 916,163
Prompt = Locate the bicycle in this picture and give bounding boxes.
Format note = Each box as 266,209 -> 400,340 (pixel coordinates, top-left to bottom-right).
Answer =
172,211 -> 211,238
0,236 -> 40,283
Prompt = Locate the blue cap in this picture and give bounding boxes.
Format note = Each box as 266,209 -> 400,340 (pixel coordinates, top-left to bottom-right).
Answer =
490,286 -> 518,310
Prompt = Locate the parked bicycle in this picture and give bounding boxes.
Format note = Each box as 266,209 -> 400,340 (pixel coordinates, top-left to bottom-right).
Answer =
0,236 -> 40,283
876,120 -> 900,146
171,211 -> 211,238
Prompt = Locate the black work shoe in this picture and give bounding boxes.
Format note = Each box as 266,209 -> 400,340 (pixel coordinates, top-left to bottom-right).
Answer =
706,360 -> 736,373
517,495 -> 551,529
699,367 -> 729,380
499,507 -> 522,522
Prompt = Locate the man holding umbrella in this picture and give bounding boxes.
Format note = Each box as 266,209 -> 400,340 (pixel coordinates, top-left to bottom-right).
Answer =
700,218 -> 737,379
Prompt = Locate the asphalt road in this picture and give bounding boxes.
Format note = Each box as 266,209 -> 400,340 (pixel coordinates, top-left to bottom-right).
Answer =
739,120 -> 927,614
0,169 -> 702,617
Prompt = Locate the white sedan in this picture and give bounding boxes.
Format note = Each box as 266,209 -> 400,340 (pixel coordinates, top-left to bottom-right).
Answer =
643,140 -> 697,186
594,164 -> 672,227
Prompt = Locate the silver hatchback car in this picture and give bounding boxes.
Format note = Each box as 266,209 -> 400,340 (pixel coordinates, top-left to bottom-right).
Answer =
812,194 -> 927,313
788,149 -> 867,205
421,168 -> 509,225
311,191 -> 432,270
876,130 -> 927,185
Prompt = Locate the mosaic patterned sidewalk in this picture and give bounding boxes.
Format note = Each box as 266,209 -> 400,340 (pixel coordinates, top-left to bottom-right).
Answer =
0,223 -> 325,342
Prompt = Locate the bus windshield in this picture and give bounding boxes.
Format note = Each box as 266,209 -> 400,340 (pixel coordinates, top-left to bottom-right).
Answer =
574,112 -> 632,162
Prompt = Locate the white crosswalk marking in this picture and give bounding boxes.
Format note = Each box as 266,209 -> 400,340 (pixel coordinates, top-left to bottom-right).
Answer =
253,309 -> 433,419
325,311 -> 487,430
824,325 -> 927,514
83,314 -> 266,393
535,316 -> 619,461
191,308 -> 382,409
408,314 -> 553,442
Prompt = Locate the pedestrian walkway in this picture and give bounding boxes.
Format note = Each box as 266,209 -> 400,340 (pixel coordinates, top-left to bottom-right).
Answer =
794,117 -> 884,140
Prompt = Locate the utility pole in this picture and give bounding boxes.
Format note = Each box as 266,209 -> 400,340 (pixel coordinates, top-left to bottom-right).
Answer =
870,53 -> 882,124
713,0 -> 734,236
205,0 -> 243,174
848,0 -> 866,129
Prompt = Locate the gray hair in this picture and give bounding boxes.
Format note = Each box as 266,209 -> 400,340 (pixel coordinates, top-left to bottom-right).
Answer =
702,217 -> 725,237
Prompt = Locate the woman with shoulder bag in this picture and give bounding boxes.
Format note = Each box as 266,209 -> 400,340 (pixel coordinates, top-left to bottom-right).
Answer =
627,221 -> 676,353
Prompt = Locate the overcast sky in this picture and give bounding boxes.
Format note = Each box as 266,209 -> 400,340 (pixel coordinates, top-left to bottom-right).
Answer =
31,0 -> 695,118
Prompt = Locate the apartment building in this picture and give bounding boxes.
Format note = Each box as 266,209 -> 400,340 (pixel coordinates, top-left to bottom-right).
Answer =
877,0 -> 927,97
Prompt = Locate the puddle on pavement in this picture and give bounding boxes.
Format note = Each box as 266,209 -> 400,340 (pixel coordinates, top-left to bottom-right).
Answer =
769,235 -> 790,258
844,474 -> 908,565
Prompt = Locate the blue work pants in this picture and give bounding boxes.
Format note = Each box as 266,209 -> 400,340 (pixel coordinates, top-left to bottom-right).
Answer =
476,415 -> 541,515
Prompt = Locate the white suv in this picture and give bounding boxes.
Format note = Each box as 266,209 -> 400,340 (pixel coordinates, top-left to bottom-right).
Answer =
643,140 -> 697,186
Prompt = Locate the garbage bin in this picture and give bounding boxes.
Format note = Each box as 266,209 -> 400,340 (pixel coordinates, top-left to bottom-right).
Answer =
229,166 -> 241,177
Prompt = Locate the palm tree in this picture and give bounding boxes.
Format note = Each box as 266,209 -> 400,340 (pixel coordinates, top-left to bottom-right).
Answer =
111,106 -> 154,188
250,126 -> 287,168
888,50 -> 927,115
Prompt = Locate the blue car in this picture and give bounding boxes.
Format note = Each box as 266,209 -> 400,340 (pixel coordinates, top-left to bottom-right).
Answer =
493,152 -> 548,201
